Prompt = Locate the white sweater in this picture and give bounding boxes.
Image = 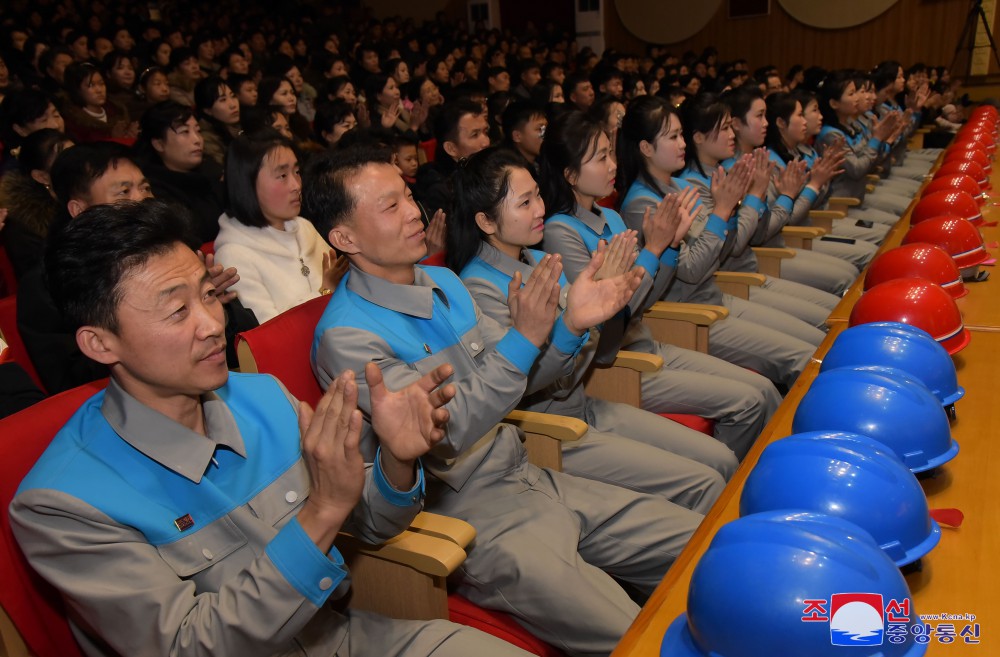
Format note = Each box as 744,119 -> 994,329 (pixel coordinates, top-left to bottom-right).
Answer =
214,213 -> 328,323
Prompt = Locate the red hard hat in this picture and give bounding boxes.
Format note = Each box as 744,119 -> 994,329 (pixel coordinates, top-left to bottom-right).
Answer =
902,216 -> 989,269
949,140 -> 992,159
956,129 -> 997,150
911,190 -> 983,226
934,160 -> 989,188
970,105 -> 999,120
943,148 -> 992,173
864,244 -> 967,299
922,174 -> 985,204
849,279 -> 970,355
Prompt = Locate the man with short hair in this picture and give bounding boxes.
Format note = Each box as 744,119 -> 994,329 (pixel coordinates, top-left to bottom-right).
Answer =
501,100 -> 547,166
564,73 -> 595,112
486,66 -> 510,94
306,147 -> 702,656
413,99 -> 490,218
512,59 -> 541,99
11,199 -> 529,657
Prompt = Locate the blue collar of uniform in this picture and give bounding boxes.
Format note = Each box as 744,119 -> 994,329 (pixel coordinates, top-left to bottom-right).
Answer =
345,263 -> 450,319
681,164 -> 713,184
101,378 -> 246,484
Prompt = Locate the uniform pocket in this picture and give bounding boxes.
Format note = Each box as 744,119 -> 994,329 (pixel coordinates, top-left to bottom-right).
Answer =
156,516 -> 248,578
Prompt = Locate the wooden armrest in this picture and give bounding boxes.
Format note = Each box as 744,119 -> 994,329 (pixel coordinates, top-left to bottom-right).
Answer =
781,226 -> 826,251
506,410 -> 587,472
236,339 -> 258,373
866,174 -> 881,183
807,210 -> 843,233
752,246 -> 796,259
714,271 -> 766,286
0,607 -> 28,657
645,301 -> 728,324
752,247 -> 796,277
583,350 -> 663,408
828,197 -> 861,208
609,350 -> 664,372
505,410 -> 586,442
339,530 -> 465,620
714,271 -> 766,299
865,184 -> 876,194
407,512 -> 476,548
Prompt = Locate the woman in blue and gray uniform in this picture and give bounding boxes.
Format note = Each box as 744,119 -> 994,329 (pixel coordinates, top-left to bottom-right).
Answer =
764,90 -> 879,270
448,147 -> 739,493
678,90 -> 844,331
853,72 -> 924,198
537,110 -> 779,453
604,97 -> 815,390
872,61 -> 940,181
817,69 -> 909,220
791,88 -> 892,245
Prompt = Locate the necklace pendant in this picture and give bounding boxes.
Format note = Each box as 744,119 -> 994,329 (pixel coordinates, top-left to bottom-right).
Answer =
299,258 -> 310,277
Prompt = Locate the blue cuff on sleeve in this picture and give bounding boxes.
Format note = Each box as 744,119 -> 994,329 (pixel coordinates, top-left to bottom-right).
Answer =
550,314 -> 589,355
374,447 -> 425,507
800,187 -> 819,204
635,248 -> 660,277
774,195 -> 794,213
497,328 -> 542,374
266,517 -> 348,608
743,195 -> 767,215
868,138 -> 883,151
705,214 -> 729,239
660,246 -> 680,268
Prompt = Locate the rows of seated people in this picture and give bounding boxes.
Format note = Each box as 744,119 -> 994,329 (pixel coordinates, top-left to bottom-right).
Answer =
0,2 -> 962,656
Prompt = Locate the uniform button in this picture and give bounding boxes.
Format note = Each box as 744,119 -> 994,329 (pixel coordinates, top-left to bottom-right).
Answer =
202,548 -> 214,560
470,342 -> 480,351
319,577 -> 333,590
285,491 -> 298,504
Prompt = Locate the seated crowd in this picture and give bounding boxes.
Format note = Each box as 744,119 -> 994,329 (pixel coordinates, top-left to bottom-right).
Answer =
0,1 -> 963,655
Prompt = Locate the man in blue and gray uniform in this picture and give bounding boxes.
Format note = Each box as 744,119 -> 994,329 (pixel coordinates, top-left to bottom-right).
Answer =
308,146 -> 702,657
10,200 -> 531,657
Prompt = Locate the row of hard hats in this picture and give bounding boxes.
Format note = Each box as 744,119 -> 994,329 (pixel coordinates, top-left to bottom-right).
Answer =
655,109 -> 1000,654
662,322 -> 962,656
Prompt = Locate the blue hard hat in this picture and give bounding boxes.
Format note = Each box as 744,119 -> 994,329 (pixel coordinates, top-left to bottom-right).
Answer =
792,368 -> 958,473
739,431 -> 941,566
821,322 -> 965,407
660,511 -> 926,657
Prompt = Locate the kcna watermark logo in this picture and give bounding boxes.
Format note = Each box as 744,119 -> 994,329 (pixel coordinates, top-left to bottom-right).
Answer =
802,595 -> 981,646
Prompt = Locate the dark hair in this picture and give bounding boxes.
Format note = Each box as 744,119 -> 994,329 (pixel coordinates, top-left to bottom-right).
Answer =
363,73 -> 392,108
786,65 -> 804,83
45,199 -> 199,332
723,84 -> 763,123
265,54 -> 298,79
168,46 -> 197,73
447,146 -> 528,273
765,92 -> 801,163
240,105 -> 286,136
538,110 -> 604,216
433,97 -> 485,159
17,128 -> 70,177
224,135 -> 297,228
324,75 -> 355,102
302,145 -> 393,236
679,92 -> 729,176
872,60 -> 902,92
135,100 -> 196,161
63,63 -> 104,107
39,47 -> 71,77
138,66 -> 166,97
0,89 -> 58,140
222,47 -> 247,69
818,69 -> 857,136
50,141 -> 137,209
502,100 -> 546,146
194,76 -> 232,116
617,95 -> 678,196
563,71 -> 590,98
314,99 -> 356,142
257,76 -> 293,110
101,50 -> 134,91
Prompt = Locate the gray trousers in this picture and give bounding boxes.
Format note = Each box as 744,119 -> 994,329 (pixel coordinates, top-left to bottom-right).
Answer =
638,341 -> 780,459
813,234 -> 878,268
864,189 -> 910,215
775,248 -> 857,296
724,294 -> 825,345
428,455 -> 702,657
842,211 -> 897,239
562,397 -> 736,514
880,176 -> 924,194
341,611 -> 534,657
701,295 -> 817,389
748,277 -> 836,330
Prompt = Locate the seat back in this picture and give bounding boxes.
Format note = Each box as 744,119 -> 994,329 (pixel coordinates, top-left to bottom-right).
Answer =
235,295 -> 329,407
0,380 -> 106,657
0,296 -> 45,393
0,243 -> 16,297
